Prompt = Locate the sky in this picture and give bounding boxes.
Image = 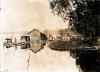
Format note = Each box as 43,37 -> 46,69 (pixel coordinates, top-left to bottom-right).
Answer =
1,0 -> 69,32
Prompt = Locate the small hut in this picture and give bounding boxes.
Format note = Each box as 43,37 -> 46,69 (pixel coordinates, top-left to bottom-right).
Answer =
21,29 -> 47,53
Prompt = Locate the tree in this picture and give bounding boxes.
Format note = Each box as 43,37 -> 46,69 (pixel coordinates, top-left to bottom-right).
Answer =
50,0 -> 99,47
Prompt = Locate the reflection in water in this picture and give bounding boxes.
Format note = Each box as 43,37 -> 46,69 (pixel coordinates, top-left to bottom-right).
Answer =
48,36 -> 100,72
70,48 -> 100,72
1,36 -> 79,72
2,30 -> 100,72
3,29 -> 48,53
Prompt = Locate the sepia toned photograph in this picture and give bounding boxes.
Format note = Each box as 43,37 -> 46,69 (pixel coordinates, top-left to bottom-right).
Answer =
0,0 -> 100,72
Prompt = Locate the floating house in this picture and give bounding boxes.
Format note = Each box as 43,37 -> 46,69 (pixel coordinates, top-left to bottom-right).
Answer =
20,29 -> 47,53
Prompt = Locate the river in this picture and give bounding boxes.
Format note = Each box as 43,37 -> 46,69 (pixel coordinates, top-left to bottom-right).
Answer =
0,33 -> 79,72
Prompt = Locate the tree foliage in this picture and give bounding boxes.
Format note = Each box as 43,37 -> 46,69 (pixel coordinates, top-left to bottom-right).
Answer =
50,0 -> 99,47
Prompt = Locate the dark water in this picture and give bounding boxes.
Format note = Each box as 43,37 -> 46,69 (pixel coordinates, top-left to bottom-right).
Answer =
70,48 -> 100,72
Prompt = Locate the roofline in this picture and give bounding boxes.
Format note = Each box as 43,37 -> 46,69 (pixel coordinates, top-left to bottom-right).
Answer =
28,29 -> 40,34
